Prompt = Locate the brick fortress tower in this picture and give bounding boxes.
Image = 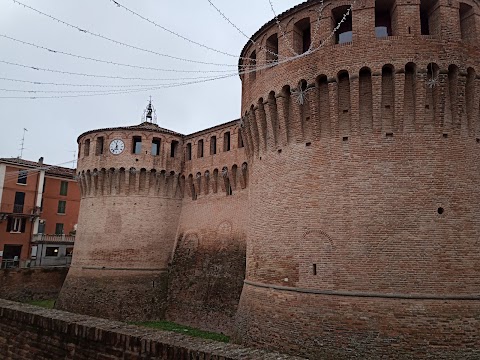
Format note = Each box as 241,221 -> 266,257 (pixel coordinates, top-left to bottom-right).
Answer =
57,101 -> 185,320
234,0 -> 480,358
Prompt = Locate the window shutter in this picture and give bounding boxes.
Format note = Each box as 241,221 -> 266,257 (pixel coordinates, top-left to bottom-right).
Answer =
20,218 -> 27,233
6,218 -> 12,232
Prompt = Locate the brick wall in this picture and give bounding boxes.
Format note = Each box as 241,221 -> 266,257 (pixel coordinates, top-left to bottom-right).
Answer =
167,189 -> 248,335
0,267 -> 67,302
0,299 -> 302,360
235,0 -> 480,357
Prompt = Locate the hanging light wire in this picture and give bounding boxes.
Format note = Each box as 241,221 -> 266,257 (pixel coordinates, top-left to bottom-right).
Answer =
107,0 -> 245,60
0,34 -> 239,74
0,1 -> 358,99
0,59 -> 237,81
10,0 -> 247,68
267,0 -> 298,56
205,0 -> 287,61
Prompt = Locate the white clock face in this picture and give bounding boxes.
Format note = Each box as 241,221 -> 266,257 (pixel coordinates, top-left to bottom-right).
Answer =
109,139 -> 125,155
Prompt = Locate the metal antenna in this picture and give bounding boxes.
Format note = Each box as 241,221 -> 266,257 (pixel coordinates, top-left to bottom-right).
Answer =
19,128 -> 28,158
68,150 -> 77,169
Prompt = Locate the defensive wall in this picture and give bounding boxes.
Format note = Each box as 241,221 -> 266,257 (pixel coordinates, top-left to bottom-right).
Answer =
0,267 -> 68,303
0,299 -> 302,360
234,0 -> 480,358
57,121 -> 249,334
55,0 -> 480,357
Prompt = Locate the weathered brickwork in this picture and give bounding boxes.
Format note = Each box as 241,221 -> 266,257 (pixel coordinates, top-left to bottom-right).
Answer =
57,121 -> 249,328
167,190 -> 248,335
0,268 -> 67,303
0,299 -> 302,360
56,0 -> 480,357
234,0 -> 480,358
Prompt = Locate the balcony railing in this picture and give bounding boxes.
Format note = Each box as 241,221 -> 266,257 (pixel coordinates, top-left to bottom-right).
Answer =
0,203 -> 38,215
32,234 -> 75,243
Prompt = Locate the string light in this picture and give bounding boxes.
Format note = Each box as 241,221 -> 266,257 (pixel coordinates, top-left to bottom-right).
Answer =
10,0 -> 243,68
205,0 -> 286,61
0,76 -> 229,89
107,0 -> 249,60
0,34 -> 239,74
268,0 -> 298,56
0,59 -> 237,81
0,1 -> 358,100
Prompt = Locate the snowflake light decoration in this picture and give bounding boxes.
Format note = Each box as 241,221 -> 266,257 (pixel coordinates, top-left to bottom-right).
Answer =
291,84 -> 314,105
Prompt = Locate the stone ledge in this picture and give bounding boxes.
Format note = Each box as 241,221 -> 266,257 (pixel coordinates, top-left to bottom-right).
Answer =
0,299 -> 304,359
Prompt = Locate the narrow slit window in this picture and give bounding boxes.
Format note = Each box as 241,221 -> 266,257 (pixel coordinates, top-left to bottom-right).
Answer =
170,140 -> 179,158
84,139 -> 90,157
186,143 -> 192,161
96,137 -> 104,155
210,136 -> 217,155
224,132 -> 231,152
249,51 -> 256,81
198,139 -> 204,158
238,132 -> 244,148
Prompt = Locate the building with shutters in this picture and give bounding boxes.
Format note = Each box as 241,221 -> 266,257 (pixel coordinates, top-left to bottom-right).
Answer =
0,157 -> 80,268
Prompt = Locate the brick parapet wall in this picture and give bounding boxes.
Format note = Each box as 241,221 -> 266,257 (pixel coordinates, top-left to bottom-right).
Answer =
0,299 -> 302,360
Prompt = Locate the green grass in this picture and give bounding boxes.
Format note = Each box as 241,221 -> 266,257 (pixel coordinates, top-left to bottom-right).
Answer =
132,321 -> 230,343
26,299 -> 56,309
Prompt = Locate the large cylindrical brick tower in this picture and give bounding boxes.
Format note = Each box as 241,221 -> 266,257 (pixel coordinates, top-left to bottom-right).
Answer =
234,0 -> 480,358
57,108 -> 185,320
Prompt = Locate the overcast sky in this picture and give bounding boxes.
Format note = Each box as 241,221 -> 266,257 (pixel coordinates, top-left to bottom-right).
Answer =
0,0 -> 301,167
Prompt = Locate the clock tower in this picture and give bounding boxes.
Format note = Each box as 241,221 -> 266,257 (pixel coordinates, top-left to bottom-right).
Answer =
56,100 -> 185,321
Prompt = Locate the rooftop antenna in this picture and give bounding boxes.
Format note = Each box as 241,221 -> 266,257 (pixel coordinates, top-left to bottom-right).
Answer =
19,128 -> 28,159
68,150 -> 77,169
142,96 -> 157,124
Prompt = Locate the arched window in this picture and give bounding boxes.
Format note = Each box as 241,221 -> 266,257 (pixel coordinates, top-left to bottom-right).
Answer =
459,3 -> 476,42
333,6 -> 353,44
84,139 -> 90,157
375,0 -> 393,37
266,33 -> 279,63
294,18 -> 311,54
420,0 -> 439,35
249,51 -> 256,81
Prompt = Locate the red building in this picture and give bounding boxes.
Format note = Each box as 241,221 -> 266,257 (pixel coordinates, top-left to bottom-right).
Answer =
0,158 -> 80,268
